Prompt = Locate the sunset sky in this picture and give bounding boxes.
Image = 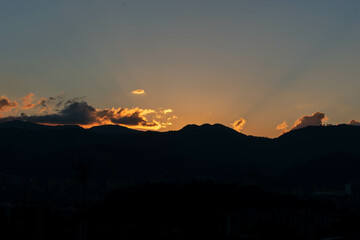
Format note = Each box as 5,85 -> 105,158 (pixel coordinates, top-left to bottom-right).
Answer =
1,0 -> 360,137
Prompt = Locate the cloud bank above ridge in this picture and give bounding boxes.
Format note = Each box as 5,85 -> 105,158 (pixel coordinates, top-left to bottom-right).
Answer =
0,93 -> 175,130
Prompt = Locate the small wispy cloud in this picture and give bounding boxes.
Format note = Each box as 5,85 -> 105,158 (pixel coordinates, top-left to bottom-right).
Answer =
162,109 -> 173,114
21,93 -> 36,109
276,121 -> 288,134
131,89 -> 146,95
232,118 -> 246,132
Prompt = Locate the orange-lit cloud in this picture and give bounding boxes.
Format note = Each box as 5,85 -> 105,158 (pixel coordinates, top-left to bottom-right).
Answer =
0,96 -> 17,112
96,107 -> 160,129
162,109 -> 173,114
21,93 -> 36,109
349,120 -> 360,126
232,118 -> 246,132
291,112 -> 327,131
0,95 -> 174,131
276,121 -> 288,134
19,92 -> 66,113
277,112 -> 328,135
131,89 -> 146,95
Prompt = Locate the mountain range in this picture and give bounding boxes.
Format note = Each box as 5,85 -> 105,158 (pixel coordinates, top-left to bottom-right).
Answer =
1,120 -> 359,192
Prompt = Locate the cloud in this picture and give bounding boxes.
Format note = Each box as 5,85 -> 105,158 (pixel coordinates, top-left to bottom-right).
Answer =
18,92 -> 71,113
0,96 -> 17,112
96,107 -> 158,127
291,112 -> 327,131
21,93 -> 36,109
349,120 -> 360,126
276,121 -> 288,133
277,112 -> 328,135
131,89 -> 146,95
0,95 -> 174,130
162,109 -> 173,114
0,101 -> 97,125
232,118 -> 246,132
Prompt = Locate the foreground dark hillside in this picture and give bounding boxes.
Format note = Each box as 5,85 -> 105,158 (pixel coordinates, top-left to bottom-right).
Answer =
83,182 -> 338,240
1,121 -> 360,189
1,121 -> 360,239
2,181 -> 358,240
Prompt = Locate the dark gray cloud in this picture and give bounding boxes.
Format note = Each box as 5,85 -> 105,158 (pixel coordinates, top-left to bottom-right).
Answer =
110,111 -> 157,126
0,96 -> 17,112
0,98 -> 163,129
96,108 -> 158,127
0,101 -> 97,125
291,112 -> 327,130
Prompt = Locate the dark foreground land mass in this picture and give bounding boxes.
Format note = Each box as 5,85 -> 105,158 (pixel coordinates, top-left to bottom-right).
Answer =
1,120 -> 360,239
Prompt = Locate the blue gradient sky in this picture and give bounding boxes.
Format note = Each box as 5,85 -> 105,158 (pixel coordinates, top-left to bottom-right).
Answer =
1,0 -> 360,137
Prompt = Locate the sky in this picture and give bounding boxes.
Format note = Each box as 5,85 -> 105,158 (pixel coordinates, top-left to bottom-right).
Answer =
1,0 -> 360,137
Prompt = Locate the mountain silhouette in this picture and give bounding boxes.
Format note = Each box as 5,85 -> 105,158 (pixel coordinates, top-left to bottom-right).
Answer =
0,120 -> 359,191
0,119 -> 82,131
0,120 -> 50,130
179,123 -> 240,135
89,124 -> 140,134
